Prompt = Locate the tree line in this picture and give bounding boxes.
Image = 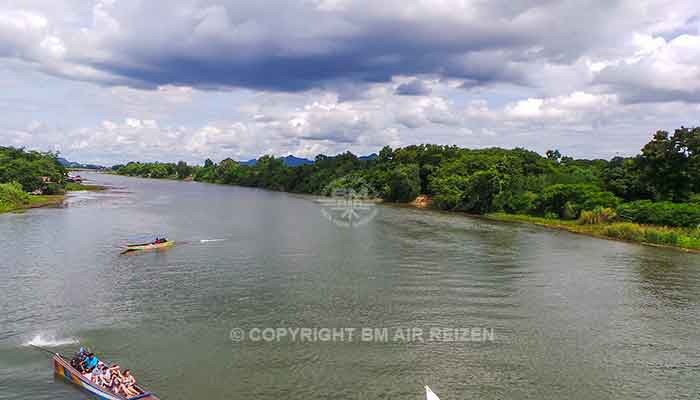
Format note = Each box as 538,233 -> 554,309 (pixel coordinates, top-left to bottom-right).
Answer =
113,126 -> 700,227
0,146 -> 67,193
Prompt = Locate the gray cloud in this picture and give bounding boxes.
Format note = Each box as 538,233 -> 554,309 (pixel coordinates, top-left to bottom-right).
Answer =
4,0 -> 697,96
396,79 -> 431,96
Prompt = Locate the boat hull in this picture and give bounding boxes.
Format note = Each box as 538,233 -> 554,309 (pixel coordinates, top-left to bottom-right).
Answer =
53,355 -> 160,400
123,241 -> 174,253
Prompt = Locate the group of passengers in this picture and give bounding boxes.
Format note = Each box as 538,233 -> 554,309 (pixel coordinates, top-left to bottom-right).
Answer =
71,347 -> 139,397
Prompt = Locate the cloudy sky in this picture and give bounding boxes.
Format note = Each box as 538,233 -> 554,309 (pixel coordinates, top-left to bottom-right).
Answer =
1,0 -> 699,165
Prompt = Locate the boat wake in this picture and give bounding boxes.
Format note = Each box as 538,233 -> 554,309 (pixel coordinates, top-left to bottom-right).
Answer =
23,333 -> 78,347
200,238 -> 226,243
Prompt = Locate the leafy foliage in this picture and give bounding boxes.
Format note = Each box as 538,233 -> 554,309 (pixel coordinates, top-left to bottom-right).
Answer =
0,146 -> 66,191
617,200 -> 700,228
0,181 -> 30,210
112,126 -> 700,227
635,127 -> 700,201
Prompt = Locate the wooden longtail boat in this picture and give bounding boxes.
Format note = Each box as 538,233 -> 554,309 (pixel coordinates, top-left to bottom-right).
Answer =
53,354 -> 160,400
121,240 -> 174,253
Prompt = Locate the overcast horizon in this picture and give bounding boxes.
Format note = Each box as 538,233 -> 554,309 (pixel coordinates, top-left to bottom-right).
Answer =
1,0 -> 699,165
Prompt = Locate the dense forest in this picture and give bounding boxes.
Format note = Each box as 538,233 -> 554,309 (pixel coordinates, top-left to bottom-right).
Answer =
115,127 -> 700,228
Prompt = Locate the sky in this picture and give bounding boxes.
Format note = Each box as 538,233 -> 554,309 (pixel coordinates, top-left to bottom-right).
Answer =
1,0 -> 699,165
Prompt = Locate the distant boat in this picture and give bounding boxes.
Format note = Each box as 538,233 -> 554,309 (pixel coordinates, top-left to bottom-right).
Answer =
425,385 -> 441,400
121,240 -> 174,254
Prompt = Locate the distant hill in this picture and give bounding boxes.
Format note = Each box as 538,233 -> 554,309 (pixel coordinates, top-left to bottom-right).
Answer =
282,155 -> 314,166
359,153 -> 378,161
239,154 -> 377,167
57,157 -> 105,170
239,155 -> 314,167
239,158 -> 258,166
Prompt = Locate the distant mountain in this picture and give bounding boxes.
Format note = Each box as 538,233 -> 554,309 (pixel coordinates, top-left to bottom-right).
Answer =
237,153 -> 376,167
238,155 -> 313,167
359,153 -> 378,161
57,157 -> 105,169
282,155 -> 313,166
239,158 -> 258,166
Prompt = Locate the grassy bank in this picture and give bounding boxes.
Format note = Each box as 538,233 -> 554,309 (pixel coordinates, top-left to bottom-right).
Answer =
0,181 -> 105,214
486,212 -> 700,252
65,182 -> 106,191
0,194 -> 65,214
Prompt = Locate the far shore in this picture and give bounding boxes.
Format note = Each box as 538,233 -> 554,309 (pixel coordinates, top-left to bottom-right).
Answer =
49,173 -> 700,254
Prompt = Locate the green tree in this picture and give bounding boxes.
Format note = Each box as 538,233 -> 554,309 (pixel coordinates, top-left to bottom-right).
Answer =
383,164 -> 421,202
546,149 -> 562,163
637,127 -> 700,201
176,161 -> 192,179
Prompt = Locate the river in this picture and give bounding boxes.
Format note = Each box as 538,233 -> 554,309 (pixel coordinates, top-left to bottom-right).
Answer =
1,172 -> 698,400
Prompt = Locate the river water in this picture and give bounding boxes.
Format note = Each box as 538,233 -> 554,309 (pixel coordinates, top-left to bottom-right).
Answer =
1,172 -> 698,400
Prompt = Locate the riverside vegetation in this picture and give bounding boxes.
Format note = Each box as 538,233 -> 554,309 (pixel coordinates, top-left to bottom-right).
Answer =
109,126 -> 700,251
0,146 -> 101,213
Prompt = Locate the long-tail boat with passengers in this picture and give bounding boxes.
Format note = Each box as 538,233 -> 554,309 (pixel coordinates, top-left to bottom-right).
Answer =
51,351 -> 161,400
121,238 -> 174,254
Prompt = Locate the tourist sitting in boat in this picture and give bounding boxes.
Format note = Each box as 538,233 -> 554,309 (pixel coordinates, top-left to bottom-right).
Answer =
97,365 -> 115,389
153,237 -> 167,244
83,361 -> 103,383
82,367 -> 95,381
94,363 -> 109,386
89,361 -> 104,384
119,369 -> 139,397
107,365 -> 123,393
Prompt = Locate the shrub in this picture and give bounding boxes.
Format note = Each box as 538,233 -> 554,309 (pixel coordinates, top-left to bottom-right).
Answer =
579,207 -> 617,225
678,234 -> 700,249
601,222 -> 687,246
617,200 -> 700,227
582,191 -> 621,211
0,181 -> 30,208
602,223 -> 645,241
544,212 -> 559,220
493,191 -> 539,214
43,182 -> 63,195
541,184 -> 620,219
562,201 -> 579,220
643,228 -> 679,245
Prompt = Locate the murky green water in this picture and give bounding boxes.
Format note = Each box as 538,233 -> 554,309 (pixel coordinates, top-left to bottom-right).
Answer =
1,173 -> 699,400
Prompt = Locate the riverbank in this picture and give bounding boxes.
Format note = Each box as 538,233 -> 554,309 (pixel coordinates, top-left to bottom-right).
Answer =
65,182 -> 107,191
0,194 -> 65,213
485,212 -> 700,253
0,183 -> 106,214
